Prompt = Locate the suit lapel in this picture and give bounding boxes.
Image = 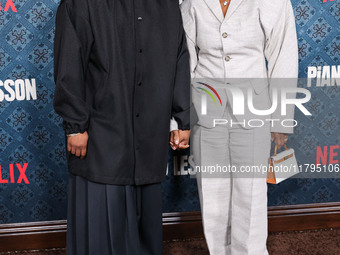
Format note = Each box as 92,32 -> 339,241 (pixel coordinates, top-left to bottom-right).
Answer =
224,0 -> 244,22
202,0 -> 224,23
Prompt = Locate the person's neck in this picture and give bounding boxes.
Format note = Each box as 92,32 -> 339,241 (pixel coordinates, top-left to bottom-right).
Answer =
219,0 -> 231,17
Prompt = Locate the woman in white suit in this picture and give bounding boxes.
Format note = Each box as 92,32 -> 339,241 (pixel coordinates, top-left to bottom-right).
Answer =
173,0 -> 298,254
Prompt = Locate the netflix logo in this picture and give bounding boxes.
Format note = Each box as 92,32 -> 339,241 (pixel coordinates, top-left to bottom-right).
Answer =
0,0 -> 17,12
0,163 -> 29,184
316,146 -> 339,165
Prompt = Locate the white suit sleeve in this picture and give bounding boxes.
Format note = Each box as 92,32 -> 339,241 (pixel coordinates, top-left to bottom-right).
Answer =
180,0 -> 198,79
264,0 -> 298,134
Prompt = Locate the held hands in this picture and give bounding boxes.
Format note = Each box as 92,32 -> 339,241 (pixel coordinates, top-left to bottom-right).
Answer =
67,131 -> 89,159
170,130 -> 191,150
271,132 -> 288,149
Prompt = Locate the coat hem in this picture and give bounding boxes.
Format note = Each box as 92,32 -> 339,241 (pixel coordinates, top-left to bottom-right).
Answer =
68,169 -> 166,186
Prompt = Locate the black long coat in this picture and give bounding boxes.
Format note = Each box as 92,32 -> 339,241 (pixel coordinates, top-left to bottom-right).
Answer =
53,0 -> 191,185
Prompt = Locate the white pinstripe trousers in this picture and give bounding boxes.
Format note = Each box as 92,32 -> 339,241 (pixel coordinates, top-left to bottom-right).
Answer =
191,105 -> 271,255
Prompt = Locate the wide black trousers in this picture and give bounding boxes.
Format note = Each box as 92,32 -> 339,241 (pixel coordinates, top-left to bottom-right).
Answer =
66,173 -> 163,255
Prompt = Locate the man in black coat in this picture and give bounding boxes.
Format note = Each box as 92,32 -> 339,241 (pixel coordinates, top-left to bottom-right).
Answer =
53,0 -> 191,253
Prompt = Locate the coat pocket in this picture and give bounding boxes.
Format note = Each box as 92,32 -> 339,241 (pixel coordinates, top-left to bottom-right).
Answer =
249,79 -> 269,95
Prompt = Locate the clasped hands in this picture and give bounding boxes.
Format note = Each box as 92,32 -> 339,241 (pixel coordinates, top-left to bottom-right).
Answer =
169,130 -> 190,150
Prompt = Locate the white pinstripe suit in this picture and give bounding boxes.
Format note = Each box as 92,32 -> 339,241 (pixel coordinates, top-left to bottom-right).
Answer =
172,0 -> 298,254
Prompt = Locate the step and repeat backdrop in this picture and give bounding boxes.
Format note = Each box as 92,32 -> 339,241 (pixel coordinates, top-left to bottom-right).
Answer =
0,0 -> 339,223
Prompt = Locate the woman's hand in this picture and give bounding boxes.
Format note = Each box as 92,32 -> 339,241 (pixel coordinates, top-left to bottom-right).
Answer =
67,131 -> 89,159
170,130 -> 190,150
271,132 -> 288,149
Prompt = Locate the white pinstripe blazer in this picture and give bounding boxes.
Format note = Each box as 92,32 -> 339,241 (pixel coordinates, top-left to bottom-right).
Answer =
171,0 -> 299,133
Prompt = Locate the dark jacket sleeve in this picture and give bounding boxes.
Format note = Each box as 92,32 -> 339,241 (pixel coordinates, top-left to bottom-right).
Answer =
171,8 -> 195,130
53,0 -> 94,134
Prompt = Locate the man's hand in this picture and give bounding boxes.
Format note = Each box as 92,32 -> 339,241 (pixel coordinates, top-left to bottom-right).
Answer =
170,130 -> 190,150
170,130 -> 179,150
67,131 -> 89,159
271,132 -> 288,149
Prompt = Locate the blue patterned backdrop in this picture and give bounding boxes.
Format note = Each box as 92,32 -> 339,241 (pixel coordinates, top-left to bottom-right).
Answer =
0,0 -> 339,223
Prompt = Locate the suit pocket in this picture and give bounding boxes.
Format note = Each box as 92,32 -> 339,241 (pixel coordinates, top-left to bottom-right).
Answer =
250,79 -> 269,95
248,80 -> 271,115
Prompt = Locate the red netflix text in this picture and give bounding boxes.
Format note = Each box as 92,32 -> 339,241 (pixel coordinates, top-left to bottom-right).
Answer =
0,0 -> 17,12
0,163 -> 29,184
316,145 -> 339,165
